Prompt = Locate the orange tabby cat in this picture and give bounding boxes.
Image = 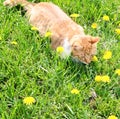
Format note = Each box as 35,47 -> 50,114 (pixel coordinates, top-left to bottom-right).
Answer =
3,0 -> 99,64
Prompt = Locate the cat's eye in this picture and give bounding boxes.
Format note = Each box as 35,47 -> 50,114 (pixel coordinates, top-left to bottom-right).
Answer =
72,43 -> 83,50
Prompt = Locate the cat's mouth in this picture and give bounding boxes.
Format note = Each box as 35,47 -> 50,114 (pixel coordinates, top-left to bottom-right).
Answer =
72,56 -> 89,65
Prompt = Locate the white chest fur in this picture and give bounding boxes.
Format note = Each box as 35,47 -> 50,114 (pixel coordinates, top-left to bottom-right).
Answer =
60,39 -> 71,58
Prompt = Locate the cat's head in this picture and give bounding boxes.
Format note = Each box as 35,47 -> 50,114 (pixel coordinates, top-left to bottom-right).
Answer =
71,35 -> 99,64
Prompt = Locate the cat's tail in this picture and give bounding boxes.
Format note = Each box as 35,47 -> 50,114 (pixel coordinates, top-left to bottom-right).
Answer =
3,0 -> 36,10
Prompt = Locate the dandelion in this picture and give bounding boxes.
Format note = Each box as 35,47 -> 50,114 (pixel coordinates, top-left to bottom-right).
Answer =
56,46 -> 64,54
101,75 -> 110,83
23,96 -> 36,105
31,26 -> 38,31
115,69 -> 120,76
108,115 -> 118,119
91,23 -> 98,29
95,75 -> 110,83
115,28 -> 120,35
10,41 -> 18,45
71,88 -> 80,94
103,15 -> 110,21
45,31 -> 52,37
103,51 -> 112,60
70,13 -> 80,18
95,75 -> 101,82
92,56 -> 98,62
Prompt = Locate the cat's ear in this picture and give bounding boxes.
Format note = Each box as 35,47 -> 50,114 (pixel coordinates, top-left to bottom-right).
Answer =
72,41 -> 83,50
89,37 -> 99,44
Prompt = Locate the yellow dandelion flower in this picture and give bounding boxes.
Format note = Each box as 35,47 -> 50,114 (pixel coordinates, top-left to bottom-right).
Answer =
108,115 -> 118,119
71,88 -> 80,94
45,31 -> 52,37
103,51 -> 112,60
70,13 -> 80,18
10,41 -> 18,45
95,75 -> 101,82
115,28 -> 120,35
95,75 -> 110,83
101,75 -> 110,83
92,56 -> 98,62
23,97 -> 36,105
103,15 -> 110,21
31,26 -> 38,31
56,46 -> 64,54
91,23 -> 98,29
115,69 -> 120,76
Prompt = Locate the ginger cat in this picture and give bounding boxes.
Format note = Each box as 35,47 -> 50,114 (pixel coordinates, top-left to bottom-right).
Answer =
3,0 -> 99,64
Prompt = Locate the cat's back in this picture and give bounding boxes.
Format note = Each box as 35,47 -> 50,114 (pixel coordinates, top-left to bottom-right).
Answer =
30,2 -> 71,21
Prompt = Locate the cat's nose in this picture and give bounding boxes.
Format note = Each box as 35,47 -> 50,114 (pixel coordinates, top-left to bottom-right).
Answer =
84,58 -> 91,64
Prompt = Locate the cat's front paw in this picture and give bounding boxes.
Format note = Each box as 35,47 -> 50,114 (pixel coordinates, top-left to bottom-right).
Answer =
3,0 -> 15,7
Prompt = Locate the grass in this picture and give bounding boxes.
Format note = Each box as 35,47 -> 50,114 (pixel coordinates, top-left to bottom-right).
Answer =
0,0 -> 120,118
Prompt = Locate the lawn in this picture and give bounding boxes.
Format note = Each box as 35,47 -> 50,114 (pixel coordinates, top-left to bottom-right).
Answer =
0,0 -> 120,119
